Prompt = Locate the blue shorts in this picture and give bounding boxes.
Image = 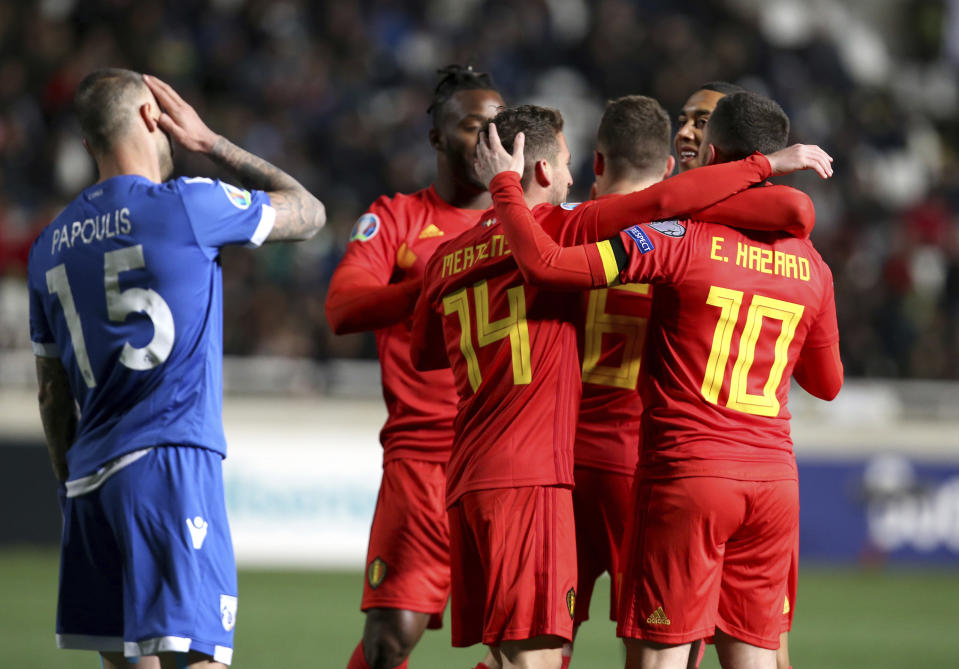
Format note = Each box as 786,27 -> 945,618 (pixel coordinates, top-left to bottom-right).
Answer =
56,446 -> 237,664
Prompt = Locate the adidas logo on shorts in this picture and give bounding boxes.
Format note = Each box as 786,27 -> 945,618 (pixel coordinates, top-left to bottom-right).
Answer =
646,606 -> 671,626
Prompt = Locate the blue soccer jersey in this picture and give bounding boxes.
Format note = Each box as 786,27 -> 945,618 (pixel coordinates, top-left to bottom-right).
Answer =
28,175 -> 274,480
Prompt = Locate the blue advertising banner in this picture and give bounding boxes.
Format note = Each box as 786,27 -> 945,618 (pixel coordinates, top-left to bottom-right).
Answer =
799,456 -> 959,563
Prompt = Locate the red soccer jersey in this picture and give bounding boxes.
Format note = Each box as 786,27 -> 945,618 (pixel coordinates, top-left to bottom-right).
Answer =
570,284 -> 650,473
524,163 -> 816,475
411,215 -> 580,507
615,221 -> 838,480
487,172 -> 840,482
536,202 -> 651,474
333,187 -> 486,463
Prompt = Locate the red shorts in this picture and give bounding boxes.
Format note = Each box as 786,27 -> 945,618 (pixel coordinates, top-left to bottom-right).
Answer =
704,531 -> 796,647
617,476 -> 797,650
361,459 -> 450,627
572,466 -> 633,627
448,486 -> 577,647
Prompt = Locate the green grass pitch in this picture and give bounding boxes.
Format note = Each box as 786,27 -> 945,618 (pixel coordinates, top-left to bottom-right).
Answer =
1,547 -> 957,668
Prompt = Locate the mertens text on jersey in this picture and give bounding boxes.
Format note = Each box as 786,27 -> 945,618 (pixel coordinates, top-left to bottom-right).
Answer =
440,233 -> 511,278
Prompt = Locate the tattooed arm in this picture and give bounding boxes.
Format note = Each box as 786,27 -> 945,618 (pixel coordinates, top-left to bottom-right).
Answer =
36,357 -> 76,483
144,74 -> 325,241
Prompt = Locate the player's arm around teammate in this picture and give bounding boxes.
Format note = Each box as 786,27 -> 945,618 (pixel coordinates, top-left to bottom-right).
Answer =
474,123 -> 831,290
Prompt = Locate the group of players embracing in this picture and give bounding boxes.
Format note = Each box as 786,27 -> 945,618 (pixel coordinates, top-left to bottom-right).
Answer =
328,66 -> 842,669
29,64 -> 840,669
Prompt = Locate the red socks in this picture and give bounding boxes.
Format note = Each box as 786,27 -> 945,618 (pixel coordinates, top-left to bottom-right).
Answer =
347,642 -> 410,669
346,640 -> 370,669
347,642 -> 371,669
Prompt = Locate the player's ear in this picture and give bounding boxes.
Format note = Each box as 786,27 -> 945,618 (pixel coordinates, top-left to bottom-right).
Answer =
663,155 -> 676,179
593,150 -> 605,177
429,127 -> 443,151
534,159 -> 552,188
140,103 -> 158,132
702,143 -> 717,167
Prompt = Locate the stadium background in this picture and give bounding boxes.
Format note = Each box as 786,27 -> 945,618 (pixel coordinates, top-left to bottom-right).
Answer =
1,0 -> 957,667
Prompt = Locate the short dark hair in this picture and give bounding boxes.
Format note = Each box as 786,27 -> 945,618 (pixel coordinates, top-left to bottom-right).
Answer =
427,64 -> 499,128
487,105 -> 564,188
705,91 -> 790,160
699,81 -> 747,96
597,95 -> 671,180
75,68 -> 147,155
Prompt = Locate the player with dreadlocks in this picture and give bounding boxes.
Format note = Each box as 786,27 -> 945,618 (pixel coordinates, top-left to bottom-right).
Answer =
326,65 -> 504,669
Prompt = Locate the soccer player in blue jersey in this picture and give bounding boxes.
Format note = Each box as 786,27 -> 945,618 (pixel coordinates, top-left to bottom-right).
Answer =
27,69 -> 325,669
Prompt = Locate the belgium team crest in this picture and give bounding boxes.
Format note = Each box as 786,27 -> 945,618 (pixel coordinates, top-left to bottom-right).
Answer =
368,557 -> 387,590
566,587 -> 576,619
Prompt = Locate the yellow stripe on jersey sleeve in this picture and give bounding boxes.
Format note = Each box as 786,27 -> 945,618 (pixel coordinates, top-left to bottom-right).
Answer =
596,240 -> 620,286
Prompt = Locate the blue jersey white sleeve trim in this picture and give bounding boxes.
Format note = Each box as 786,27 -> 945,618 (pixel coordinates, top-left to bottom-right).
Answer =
245,204 -> 276,248
32,340 -> 60,357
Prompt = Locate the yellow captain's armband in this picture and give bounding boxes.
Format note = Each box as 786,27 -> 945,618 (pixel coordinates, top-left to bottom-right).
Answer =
596,240 -> 620,286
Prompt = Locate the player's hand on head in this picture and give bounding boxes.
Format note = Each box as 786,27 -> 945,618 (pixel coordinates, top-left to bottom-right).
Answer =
474,123 -> 525,188
766,143 -> 834,179
142,74 -> 219,154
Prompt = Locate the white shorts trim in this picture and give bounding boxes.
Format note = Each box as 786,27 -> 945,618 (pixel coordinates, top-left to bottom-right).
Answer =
246,203 -> 276,247
121,637 -> 233,665
215,645 -> 234,664
65,448 -> 153,497
56,633 -> 124,652
125,636 -> 191,657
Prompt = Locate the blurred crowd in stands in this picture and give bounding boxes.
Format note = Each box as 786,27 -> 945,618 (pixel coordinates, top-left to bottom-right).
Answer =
2,0 -> 958,379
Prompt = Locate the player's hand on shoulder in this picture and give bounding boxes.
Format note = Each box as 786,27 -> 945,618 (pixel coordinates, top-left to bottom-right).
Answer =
765,143 -> 834,179
143,74 -> 219,154
474,123 -> 525,188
